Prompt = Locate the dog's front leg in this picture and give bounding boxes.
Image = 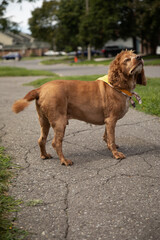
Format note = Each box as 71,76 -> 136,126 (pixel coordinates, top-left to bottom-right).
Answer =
105,118 -> 125,159
103,126 -> 119,149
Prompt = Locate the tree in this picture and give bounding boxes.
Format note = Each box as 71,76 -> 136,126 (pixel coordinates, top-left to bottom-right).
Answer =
29,1 -> 59,48
55,0 -> 85,51
28,0 -> 160,54
113,0 -> 160,53
0,0 -> 10,31
136,0 -> 160,54
79,0 -> 121,49
79,0 -> 160,54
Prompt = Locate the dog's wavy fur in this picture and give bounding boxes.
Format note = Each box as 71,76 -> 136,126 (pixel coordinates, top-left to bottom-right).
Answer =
12,50 -> 146,166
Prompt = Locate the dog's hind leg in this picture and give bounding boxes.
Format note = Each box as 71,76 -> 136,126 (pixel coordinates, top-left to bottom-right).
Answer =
38,117 -> 51,159
51,119 -> 73,166
36,105 -> 51,159
103,126 -> 108,143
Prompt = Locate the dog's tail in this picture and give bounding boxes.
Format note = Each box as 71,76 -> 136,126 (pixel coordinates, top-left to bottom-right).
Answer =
12,88 -> 39,113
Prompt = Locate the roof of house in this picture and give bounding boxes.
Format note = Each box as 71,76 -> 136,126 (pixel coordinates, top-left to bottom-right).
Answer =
0,31 -> 50,49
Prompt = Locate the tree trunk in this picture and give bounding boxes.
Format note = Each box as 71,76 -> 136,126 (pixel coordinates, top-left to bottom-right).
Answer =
87,44 -> 91,61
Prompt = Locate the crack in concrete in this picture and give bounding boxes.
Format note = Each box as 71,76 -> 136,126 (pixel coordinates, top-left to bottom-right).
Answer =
128,147 -> 160,159
117,117 -> 158,128
52,176 -> 70,240
64,183 -> 69,240
65,125 -> 102,139
140,155 -> 153,170
0,123 -> 6,131
119,173 -> 160,180
22,149 -> 31,170
0,123 -> 7,139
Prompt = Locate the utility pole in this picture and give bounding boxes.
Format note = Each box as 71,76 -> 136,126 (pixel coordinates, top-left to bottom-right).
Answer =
85,0 -> 91,61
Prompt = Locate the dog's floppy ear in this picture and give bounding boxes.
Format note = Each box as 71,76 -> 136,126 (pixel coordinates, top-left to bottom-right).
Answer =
136,68 -> 147,85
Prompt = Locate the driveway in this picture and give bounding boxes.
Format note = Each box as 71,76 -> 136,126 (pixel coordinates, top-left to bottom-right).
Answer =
0,66 -> 160,239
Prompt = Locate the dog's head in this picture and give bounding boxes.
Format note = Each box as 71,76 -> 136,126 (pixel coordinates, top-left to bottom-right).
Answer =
108,50 -> 147,90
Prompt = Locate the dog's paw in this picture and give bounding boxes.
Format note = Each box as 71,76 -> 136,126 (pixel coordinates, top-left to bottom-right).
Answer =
61,159 -> 73,166
113,151 -> 125,160
41,153 -> 52,160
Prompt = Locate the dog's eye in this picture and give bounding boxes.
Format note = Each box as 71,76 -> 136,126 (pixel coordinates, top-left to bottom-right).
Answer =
124,58 -> 131,62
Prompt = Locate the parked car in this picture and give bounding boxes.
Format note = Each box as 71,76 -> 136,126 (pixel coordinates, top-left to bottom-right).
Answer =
156,46 -> 160,55
2,52 -> 21,60
67,51 -> 76,56
101,45 -> 133,57
83,49 -> 101,57
67,50 -> 101,57
59,51 -> 67,56
44,50 -> 59,56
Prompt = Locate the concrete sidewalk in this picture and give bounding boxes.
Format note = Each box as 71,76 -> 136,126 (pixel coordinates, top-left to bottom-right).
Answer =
0,76 -> 160,240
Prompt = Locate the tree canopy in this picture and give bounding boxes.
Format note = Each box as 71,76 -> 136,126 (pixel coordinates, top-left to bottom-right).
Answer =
29,0 -> 59,48
28,0 -> 160,53
1,0 -> 160,53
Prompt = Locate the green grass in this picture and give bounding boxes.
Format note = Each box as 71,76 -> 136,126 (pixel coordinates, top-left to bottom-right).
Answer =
142,55 -> 160,65
0,147 -> 28,240
71,59 -> 113,65
41,57 -> 74,65
25,74 -> 101,87
0,66 -> 56,77
41,58 -> 113,66
22,56 -> 44,61
135,78 -> 160,116
143,55 -> 160,60
27,76 -> 160,117
26,199 -> 43,207
144,59 -> 160,66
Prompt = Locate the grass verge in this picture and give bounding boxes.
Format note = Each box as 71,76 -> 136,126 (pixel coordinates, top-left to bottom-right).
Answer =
144,59 -> 160,66
41,57 -> 74,65
41,57 -> 113,65
0,147 -> 27,240
24,74 -> 102,87
0,66 -> 56,77
135,78 -> 160,116
26,76 -> 160,117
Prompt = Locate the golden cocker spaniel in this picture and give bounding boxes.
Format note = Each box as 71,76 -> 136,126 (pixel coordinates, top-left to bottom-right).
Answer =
12,50 -> 146,166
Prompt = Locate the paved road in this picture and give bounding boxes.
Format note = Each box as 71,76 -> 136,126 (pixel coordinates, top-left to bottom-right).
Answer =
1,58 -> 160,77
0,65 -> 160,239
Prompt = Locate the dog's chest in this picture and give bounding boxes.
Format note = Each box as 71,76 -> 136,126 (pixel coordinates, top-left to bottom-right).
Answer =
124,97 -> 130,113
119,97 -> 130,119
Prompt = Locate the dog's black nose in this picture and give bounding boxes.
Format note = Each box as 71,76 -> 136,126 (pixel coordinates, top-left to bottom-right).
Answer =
136,55 -> 142,60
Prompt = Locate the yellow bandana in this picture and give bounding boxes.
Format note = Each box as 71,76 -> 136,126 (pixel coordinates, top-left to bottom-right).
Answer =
97,75 -> 133,97
97,75 -> 142,107
97,75 -> 109,84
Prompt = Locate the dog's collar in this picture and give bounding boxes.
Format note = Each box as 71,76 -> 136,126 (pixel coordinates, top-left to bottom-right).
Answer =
97,75 -> 133,97
97,75 -> 142,107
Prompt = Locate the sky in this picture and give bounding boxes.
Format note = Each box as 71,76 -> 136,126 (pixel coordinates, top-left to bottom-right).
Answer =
4,0 -> 43,34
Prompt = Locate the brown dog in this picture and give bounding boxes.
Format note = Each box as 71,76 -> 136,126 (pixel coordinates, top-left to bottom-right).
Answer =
12,50 -> 146,166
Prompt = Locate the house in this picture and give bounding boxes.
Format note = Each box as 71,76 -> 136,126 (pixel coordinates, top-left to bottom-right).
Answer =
104,37 -> 142,53
104,37 -> 154,54
0,31 -> 50,57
